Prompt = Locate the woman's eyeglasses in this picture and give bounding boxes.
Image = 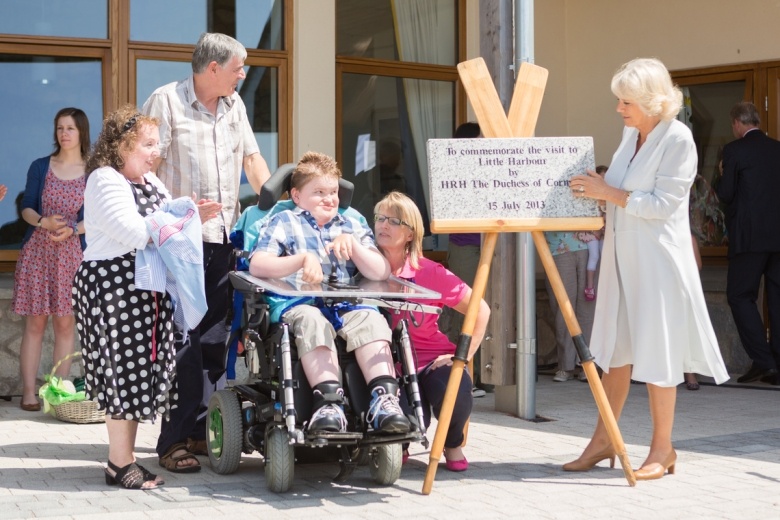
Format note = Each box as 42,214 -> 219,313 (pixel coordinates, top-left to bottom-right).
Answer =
374,214 -> 412,229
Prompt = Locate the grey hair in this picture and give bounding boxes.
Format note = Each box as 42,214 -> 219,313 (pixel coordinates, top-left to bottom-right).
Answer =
729,101 -> 760,127
191,33 -> 247,74
611,58 -> 683,121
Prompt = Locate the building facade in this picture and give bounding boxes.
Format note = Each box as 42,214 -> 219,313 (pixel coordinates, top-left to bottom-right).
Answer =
2,0 -> 780,394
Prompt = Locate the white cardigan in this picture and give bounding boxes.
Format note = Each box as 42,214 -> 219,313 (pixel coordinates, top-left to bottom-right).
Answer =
590,119 -> 729,386
82,167 -> 171,261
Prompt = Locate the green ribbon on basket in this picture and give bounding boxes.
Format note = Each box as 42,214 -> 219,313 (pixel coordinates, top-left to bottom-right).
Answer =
38,375 -> 86,415
37,351 -> 87,416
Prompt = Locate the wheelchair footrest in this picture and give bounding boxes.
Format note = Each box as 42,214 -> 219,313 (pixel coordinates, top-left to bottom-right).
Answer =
305,431 -> 363,444
360,431 -> 422,447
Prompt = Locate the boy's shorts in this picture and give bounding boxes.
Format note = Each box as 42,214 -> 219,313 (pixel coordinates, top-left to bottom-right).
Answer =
282,304 -> 392,357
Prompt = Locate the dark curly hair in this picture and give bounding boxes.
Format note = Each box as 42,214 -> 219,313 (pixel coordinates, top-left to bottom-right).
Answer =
86,104 -> 159,176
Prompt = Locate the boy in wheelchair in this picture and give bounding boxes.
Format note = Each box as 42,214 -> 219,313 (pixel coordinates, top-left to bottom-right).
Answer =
248,151 -> 410,435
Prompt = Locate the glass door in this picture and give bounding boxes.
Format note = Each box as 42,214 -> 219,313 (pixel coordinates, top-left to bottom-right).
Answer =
766,66 -> 780,138
674,71 -> 753,256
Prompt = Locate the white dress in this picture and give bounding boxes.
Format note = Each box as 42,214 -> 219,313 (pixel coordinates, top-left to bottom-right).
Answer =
590,119 -> 729,387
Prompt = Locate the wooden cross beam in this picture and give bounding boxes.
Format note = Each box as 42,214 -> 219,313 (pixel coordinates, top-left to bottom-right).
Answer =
421,58 -> 636,495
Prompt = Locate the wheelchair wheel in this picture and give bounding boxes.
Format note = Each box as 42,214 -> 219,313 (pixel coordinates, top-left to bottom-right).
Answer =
265,427 -> 295,492
207,389 -> 243,475
368,444 -> 402,486
349,446 -> 370,466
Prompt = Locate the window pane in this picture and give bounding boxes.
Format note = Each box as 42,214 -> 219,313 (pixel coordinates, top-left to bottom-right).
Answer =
0,55 -> 103,249
0,0 -> 107,39
136,60 -> 193,108
239,65 -> 279,208
340,73 -> 454,242
337,0 -> 456,66
130,0 -> 284,50
136,60 -> 279,210
680,82 -> 745,248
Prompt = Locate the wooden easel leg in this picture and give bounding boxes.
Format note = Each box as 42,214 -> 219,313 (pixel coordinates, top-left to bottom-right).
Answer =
422,233 -> 498,495
530,231 -> 636,487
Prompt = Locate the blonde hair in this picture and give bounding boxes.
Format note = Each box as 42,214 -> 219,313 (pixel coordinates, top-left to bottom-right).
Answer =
86,104 -> 159,175
611,58 -> 682,121
290,151 -> 341,190
374,192 -> 424,270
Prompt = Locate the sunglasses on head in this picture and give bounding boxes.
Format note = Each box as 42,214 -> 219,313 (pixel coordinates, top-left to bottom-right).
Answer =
119,114 -> 141,136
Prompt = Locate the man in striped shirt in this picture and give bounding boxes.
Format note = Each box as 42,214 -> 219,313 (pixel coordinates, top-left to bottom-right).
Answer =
142,32 -> 271,473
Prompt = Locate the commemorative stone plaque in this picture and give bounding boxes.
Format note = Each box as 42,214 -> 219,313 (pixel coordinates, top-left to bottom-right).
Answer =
427,136 -> 599,221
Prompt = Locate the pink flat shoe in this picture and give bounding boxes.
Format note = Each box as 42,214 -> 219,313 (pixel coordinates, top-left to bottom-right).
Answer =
584,287 -> 596,301
402,450 -> 409,465
444,455 -> 469,472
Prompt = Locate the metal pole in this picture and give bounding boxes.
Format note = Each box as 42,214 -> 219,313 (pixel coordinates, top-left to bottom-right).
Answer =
514,0 -> 537,419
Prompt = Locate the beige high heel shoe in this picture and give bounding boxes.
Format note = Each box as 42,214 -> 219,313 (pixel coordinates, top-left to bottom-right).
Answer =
562,446 -> 616,472
634,450 -> 676,481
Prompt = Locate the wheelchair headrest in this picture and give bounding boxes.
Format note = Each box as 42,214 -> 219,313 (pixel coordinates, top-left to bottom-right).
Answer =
257,163 -> 355,211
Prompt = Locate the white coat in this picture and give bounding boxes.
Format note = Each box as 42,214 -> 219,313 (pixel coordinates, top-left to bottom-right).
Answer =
591,119 -> 729,386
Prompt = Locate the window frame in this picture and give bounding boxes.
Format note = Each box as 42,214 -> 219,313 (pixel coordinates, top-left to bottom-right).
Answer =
334,0 -> 467,247
0,42 -> 110,266
672,64 -> 759,261
336,57 -> 466,161
0,0 -> 293,271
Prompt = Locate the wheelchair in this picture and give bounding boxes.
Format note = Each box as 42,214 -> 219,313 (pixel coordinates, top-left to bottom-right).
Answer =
205,164 -> 440,493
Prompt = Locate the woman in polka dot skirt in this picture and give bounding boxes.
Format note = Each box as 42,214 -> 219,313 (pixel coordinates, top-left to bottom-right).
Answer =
74,106 -> 183,490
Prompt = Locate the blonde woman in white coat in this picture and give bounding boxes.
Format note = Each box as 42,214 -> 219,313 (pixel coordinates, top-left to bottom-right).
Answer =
565,58 -> 729,481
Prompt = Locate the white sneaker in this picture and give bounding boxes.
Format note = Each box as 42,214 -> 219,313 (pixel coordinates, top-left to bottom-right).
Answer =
578,371 -> 588,382
307,403 -> 347,433
367,390 -> 411,433
472,387 -> 486,398
553,370 -> 574,382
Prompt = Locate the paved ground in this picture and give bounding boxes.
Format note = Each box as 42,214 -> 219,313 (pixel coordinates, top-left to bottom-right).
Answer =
1,374 -> 779,520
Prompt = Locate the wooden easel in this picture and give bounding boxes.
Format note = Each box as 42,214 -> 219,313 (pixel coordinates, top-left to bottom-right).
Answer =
421,58 -> 636,495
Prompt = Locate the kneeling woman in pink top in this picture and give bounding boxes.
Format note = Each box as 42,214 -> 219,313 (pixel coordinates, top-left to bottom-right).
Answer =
373,192 -> 490,472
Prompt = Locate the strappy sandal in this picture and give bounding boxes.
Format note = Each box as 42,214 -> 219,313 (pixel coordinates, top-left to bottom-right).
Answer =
159,442 -> 201,473
135,462 -> 165,485
105,460 -> 160,489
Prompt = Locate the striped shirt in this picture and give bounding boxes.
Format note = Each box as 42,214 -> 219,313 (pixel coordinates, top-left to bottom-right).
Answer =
142,75 -> 260,243
253,205 -> 379,321
254,206 -> 377,286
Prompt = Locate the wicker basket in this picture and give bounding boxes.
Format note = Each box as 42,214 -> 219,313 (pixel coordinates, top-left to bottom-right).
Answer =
47,352 -> 104,424
52,399 -> 104,424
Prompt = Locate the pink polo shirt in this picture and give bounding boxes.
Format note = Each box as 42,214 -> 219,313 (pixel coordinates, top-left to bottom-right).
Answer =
391,257 -> 469,370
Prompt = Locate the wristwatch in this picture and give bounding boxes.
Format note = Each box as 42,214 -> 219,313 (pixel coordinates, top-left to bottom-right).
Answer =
72,222 -> 79,234
36,216 -> 43,227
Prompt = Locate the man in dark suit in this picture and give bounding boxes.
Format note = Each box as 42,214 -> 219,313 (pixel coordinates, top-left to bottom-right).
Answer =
718,101 -> 780,384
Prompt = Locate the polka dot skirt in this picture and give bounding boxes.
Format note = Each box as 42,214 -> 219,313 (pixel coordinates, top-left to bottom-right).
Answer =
71,178 -> 177,422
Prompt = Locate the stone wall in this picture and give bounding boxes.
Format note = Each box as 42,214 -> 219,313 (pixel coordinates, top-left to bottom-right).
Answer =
0,273 -> 79,397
